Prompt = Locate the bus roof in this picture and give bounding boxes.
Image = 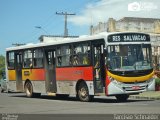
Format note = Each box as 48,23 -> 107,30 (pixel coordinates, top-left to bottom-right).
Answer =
6,32 -> 150,51
6,33 -> 108,51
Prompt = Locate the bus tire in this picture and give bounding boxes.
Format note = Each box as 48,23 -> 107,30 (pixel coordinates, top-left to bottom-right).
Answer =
116,94 -> 129,102
77,82 -> 93,102
24,81 -> 34,98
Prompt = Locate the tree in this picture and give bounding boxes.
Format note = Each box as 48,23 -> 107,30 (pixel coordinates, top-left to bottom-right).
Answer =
0,55 -> 5,79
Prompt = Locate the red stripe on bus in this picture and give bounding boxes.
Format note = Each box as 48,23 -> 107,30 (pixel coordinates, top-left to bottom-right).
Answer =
56,66 -> 93,81
105,75 -> 111,96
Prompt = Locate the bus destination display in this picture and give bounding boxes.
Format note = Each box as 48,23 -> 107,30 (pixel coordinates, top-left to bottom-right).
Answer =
108,33 -> 150,42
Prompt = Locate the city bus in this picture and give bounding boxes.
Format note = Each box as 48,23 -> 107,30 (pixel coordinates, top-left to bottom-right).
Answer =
6,32 -> 155,102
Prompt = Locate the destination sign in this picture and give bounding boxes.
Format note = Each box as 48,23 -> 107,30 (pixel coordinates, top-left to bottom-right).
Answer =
108,33 -> 150,42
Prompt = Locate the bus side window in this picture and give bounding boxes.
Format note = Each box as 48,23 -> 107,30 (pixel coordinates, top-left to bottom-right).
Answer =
57,56 -> 62,66
72,55 -> 79,65
72,43 -> 90,66
7,52 -> 15,69
56,47 -> 61,67
33,49 -> 43,68
24,59 -> 32,68
23,50 -> 33,68
82,49 -> 90,65
56,45 -> 71,67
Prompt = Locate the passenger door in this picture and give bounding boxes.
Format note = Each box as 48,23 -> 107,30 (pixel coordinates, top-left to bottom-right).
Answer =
44,49 -> 56,93
92,40 -> 105,93
15,51 -> 23,92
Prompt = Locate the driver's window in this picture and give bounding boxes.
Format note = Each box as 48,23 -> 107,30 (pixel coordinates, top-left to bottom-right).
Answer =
119,46 -> 128,56
107,46 -> 121,69
107,45 -> 119,58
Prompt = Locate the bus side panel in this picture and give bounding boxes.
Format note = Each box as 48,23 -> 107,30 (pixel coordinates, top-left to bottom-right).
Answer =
56,67 -> 93,81
22,69 -> 46,93
56,81 -> 94,95
56,66 -> 94,95
8,70 -> 16,81
8,70 -> 16,92
105,74 -> 111,96
22,69 -> 45,81
29,81 -> 46,93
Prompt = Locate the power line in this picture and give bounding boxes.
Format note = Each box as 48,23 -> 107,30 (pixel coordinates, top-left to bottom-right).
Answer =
12,43 -> 25,46
56,12 -> 76,37
35,26 -> 48,34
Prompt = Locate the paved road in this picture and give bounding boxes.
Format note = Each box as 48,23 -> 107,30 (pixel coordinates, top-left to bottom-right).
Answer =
0,92 -> 160,114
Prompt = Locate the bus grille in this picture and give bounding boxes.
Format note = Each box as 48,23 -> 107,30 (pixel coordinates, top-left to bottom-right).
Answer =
122,85 -> 147,91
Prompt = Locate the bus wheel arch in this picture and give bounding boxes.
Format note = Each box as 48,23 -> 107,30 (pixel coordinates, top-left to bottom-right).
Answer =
24,80 -> 34,97
76,80 -> 93,102
76,79 -> 84,93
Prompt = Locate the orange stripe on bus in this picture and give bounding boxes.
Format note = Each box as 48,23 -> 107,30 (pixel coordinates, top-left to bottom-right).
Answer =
8,70 -> 16,81
22,69 -> 45,81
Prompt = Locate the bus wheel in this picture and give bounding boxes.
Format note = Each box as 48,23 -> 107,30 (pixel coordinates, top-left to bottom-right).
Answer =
116,94 -> 129,102
77,82 -> 93,102
25,82 -> 34,97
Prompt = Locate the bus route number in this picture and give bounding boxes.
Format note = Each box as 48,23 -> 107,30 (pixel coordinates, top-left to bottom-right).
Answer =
112,36 -> 120,42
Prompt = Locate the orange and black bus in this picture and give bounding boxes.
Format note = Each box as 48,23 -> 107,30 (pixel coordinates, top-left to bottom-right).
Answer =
6,32 -> 155,102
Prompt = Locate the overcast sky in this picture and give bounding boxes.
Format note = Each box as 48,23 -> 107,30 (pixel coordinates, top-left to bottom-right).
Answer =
0,0 -> 159,55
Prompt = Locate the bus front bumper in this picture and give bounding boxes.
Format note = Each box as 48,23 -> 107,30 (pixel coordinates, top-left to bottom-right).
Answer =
107,78 -> 155,95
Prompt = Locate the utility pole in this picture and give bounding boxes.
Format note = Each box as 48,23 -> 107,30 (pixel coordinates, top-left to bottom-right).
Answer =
56,12 -> 76,37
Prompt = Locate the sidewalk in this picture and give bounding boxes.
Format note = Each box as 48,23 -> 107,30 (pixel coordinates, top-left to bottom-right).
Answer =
129,91 -> 160,100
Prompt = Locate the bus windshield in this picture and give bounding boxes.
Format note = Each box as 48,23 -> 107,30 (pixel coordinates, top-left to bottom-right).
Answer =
106,44 -> 152,71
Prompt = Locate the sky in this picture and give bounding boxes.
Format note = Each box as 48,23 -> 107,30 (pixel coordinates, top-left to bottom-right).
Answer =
0,0 -> 160,55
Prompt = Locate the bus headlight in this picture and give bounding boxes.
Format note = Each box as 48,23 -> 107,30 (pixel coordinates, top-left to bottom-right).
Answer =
109,76 -> 122,85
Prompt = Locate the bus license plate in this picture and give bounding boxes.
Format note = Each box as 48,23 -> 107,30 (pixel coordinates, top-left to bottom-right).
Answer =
132,86 -> 140,90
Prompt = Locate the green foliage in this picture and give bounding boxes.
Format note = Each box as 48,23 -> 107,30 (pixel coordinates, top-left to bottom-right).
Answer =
0,55 -> 5,79
155,78 -> 160,86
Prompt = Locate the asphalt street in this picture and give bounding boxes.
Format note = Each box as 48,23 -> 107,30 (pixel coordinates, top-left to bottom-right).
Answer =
0,92 -> 160,114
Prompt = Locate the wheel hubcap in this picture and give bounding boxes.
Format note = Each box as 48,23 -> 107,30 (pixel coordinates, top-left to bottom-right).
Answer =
26,83 -> 31,95
80,88 -> 87,98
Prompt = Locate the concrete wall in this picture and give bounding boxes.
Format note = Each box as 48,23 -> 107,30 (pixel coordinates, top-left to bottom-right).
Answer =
90,17 -> 160,35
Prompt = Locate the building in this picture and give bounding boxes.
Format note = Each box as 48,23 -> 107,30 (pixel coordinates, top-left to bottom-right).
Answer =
90,17 -> 160,34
